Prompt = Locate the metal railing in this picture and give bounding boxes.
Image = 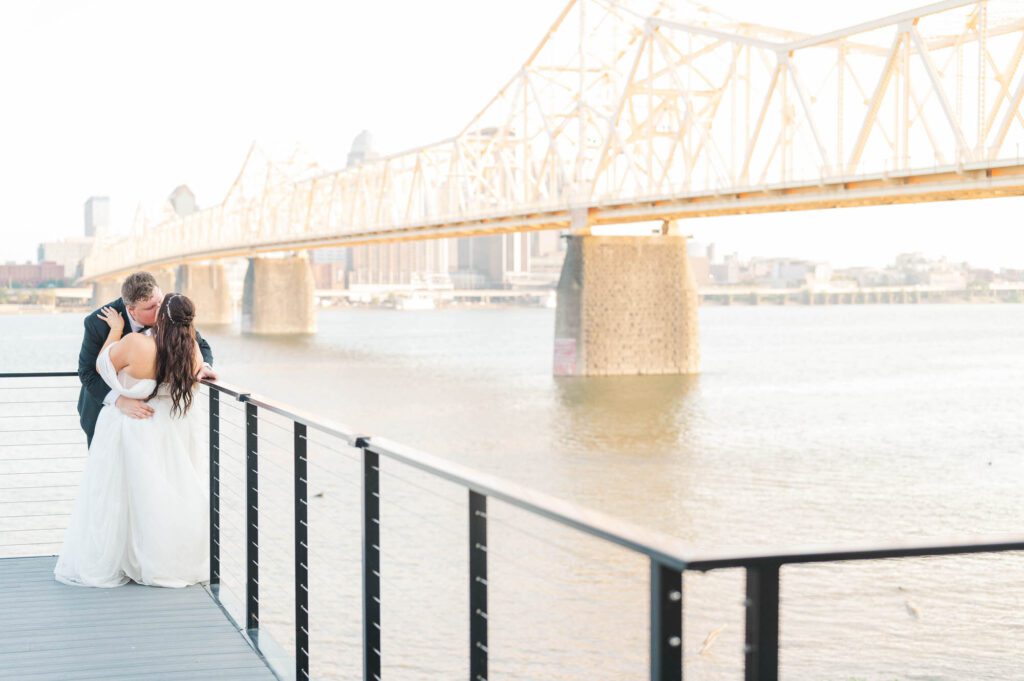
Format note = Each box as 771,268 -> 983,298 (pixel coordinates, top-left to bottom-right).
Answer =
197,379 -> 1024,681
0,372 -> 85,559
2,371 -> 1024,680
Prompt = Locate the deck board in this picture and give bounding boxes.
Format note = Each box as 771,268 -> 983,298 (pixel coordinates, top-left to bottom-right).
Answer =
0,556 -> 277,681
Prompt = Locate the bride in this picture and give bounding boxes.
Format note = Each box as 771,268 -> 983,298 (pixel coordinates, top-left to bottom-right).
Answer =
55,293 -> 209,588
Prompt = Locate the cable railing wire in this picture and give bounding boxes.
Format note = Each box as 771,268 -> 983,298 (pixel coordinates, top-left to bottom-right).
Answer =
0,484 -> 80,491
0,497 -> 75,505
1,540 -> 62,549
0,512 -> 72,520
0,414 -> 79,419
0,456 -> 86,462
0,386 -> 81,391
0,442 -> 85,448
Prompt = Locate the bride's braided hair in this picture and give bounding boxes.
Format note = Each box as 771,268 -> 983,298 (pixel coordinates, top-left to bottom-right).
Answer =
146,293 -> 199,417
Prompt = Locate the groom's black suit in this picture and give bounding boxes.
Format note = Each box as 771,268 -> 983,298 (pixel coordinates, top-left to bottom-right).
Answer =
77,298 -> 214,446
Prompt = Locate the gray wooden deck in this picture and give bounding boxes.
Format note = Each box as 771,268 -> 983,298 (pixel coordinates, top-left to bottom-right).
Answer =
0,556 -> 278,681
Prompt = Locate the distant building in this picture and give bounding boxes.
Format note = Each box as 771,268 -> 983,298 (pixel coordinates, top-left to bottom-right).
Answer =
341,131 -> 453,291
347,130 -> 379,167
0,261 -> 66,287
168,186 -> 198,217
890,253 -> 968,288
967,268 -> 995,286
526,230 -> 566,287
84,197 -> 110,237
710,253 -> 743,284
348,241 -> 451,289
311,261 -> 348,289
926,268 -> 967,289
709,254 -> 830,287
686,241 -> 711,287
834,266 -> 901,287
313,131 -> 376,286
999,268 -> 1024,282
449,233 -> 532,288
763,259 -> 831,288
37,238 -> 93,280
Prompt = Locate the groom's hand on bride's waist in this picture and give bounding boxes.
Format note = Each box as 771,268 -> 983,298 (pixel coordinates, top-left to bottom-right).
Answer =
115,396 -> 155,419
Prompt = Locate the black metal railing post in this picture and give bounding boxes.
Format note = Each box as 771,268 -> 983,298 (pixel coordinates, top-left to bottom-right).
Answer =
209,388 -> 220,587
744,563 -> 780,681
469,491 -> 488,681
650,559 -> 683,681
245,399 -> 260,632
294,422 -> 310,681
358,438 -> 381,681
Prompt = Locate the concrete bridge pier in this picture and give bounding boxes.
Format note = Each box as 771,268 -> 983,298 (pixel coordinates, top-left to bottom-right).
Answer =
152,268 -> 176,295
553,224 -> 699,376
242,255 -> 316,335
91,279 -> 122,306
177,264 -> 234,325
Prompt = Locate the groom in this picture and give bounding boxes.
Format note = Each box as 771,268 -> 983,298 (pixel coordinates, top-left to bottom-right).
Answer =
77,271 -> 217,446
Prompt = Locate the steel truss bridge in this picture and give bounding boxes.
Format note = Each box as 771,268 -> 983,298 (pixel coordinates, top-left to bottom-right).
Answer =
84,0 -> 1024,281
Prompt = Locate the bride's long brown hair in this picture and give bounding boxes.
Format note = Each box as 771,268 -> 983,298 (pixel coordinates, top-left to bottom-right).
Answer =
146,293 -> 200,417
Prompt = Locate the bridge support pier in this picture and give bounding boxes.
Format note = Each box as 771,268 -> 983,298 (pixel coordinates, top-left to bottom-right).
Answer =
242,256 -> 316,335
178,264 -> 233,325
91,280 -> 122,307
553,234 -> 699,376
152,268 -> 176,295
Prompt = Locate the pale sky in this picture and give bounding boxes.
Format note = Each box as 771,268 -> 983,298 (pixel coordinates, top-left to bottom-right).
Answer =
1,0 -> 1022,269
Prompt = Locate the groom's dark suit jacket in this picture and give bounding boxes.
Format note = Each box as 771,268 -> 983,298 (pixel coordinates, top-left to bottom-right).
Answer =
77,298 -> 214,446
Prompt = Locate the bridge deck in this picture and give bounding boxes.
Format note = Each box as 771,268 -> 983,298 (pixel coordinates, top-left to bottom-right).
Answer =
0,556 -> 276,681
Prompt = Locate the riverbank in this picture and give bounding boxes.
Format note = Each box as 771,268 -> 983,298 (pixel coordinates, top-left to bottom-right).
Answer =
2,296 -> 1023,316
0,304 -> 91,314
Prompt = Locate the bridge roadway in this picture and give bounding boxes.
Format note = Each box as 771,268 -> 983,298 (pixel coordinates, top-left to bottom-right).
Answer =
0,556 -> 276,680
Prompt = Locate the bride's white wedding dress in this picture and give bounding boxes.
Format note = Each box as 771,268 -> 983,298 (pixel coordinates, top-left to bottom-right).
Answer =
55,344 -> 209,588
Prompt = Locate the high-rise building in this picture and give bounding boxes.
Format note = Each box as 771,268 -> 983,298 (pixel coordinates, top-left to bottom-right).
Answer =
450,233 -> 534,288
37,238 -> 94,280
347,130 -> 379,167
84,197 -> 110,237
336,131 -> 455,290
310,131 -> 379,280
321,131 -> 568,291
168,186 -> 197,217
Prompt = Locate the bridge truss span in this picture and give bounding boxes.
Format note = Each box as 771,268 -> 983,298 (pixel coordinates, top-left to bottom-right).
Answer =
84,0 -> 1024,280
